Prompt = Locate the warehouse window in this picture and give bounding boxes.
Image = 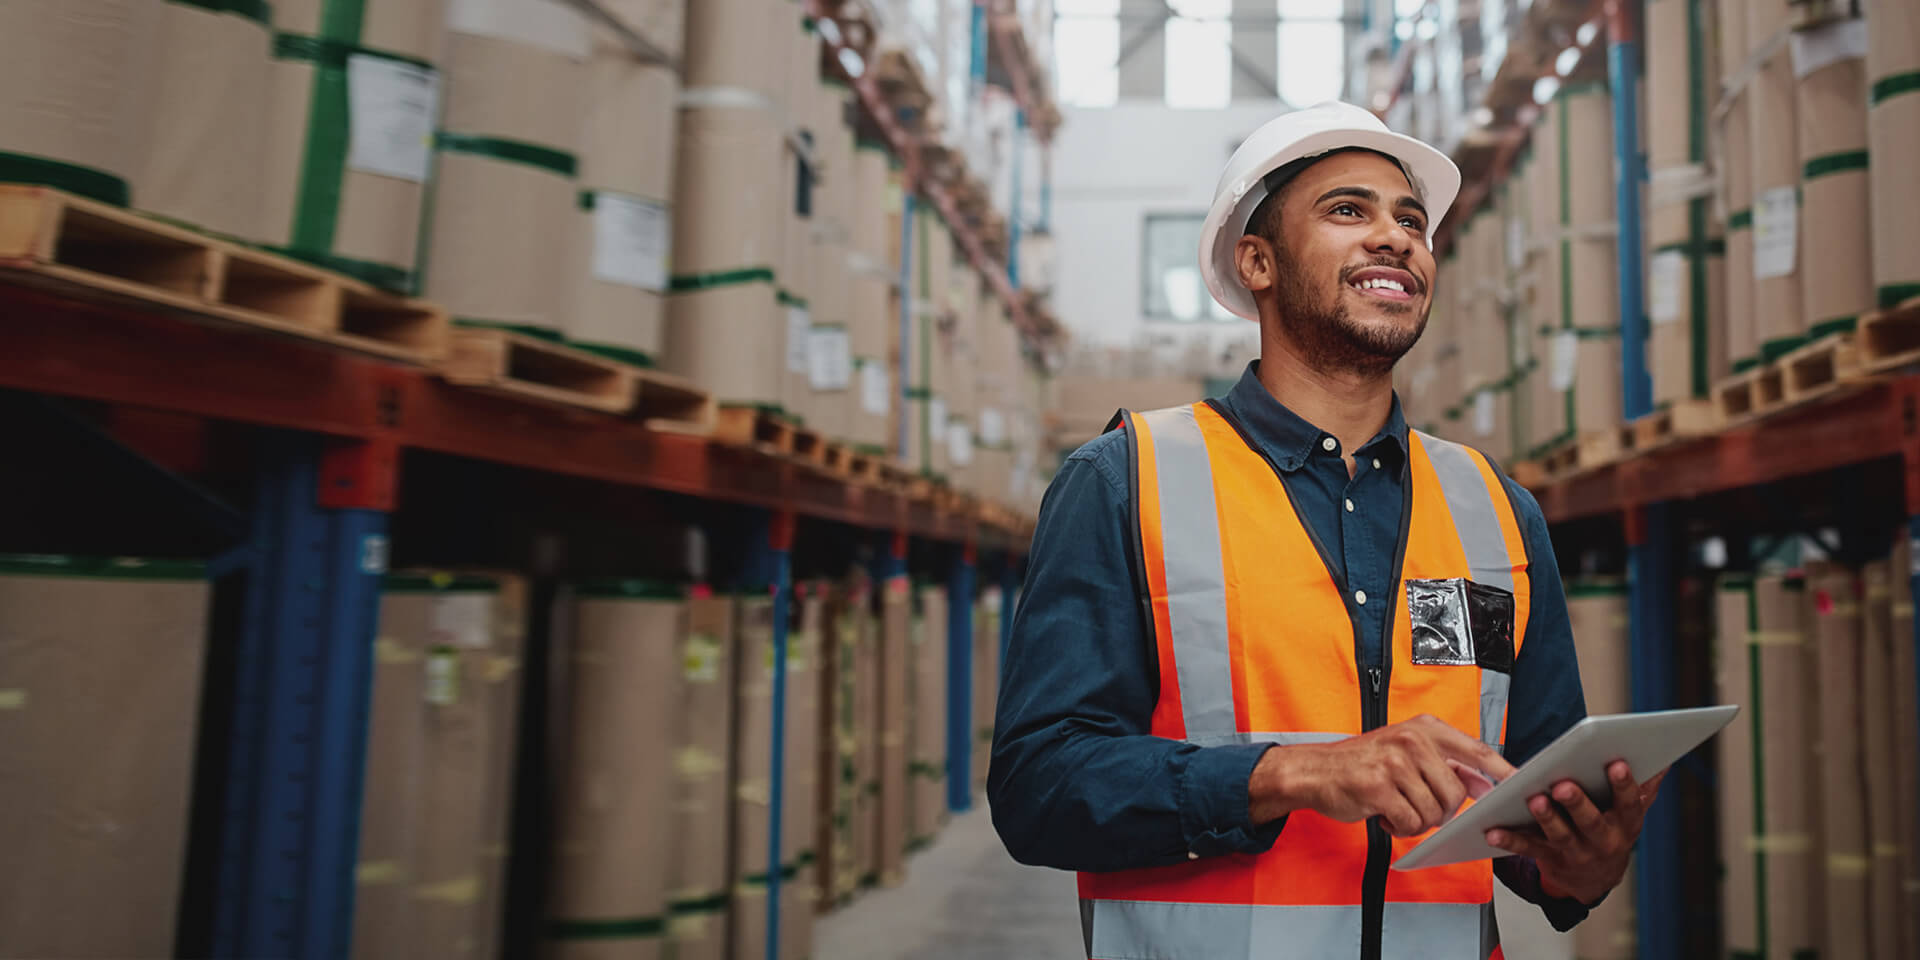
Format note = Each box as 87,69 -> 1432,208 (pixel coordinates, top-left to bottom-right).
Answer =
1144,214 -> 1236,322
1055,0 -> 1120,107
1166,0 -> 1231,109
1277,0 -> 1345,105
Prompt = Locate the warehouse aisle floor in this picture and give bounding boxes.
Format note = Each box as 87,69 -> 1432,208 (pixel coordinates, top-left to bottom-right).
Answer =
812,803 -> 1085,959
811,801 -> 1574,960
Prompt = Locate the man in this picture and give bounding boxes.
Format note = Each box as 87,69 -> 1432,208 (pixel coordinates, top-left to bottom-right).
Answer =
987,102 -> 1662,960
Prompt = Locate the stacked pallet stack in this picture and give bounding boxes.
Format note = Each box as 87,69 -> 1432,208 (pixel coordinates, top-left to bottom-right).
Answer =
0,556 -> 210,958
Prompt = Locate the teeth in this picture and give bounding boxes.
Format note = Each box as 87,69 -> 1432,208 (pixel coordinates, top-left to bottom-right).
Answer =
1354,278 -> 1407,293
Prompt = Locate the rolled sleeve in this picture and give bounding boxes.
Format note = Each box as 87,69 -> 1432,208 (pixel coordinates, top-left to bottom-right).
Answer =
988,431 -> 1284,873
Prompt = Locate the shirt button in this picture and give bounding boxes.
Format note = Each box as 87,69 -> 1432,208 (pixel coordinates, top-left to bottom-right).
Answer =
1372,458 -> 1382,470
1344,498 -> 1355,513
1354,589 -> 1368,606
1321,437 -> 1337,453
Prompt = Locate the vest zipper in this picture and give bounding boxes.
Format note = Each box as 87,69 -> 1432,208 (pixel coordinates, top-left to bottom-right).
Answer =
1361,665 -> 1389,960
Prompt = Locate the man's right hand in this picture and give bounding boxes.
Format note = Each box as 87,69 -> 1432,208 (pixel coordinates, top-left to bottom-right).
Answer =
1247,714 -> 1518,836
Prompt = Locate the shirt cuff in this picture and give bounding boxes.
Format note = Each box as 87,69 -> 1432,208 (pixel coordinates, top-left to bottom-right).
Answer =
1493,856 -> 1600,932
1175,743 -> 1287,859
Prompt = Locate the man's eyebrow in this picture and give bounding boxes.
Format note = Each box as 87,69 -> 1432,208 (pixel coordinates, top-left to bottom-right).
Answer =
1314,186 -> 1428,219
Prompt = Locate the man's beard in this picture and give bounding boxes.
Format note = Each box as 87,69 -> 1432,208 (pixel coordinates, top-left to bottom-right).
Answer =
1272,254 -> 1429,377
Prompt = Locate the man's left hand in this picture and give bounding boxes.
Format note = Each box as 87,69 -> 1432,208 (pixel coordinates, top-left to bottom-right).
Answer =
1483,761 -> 1666,905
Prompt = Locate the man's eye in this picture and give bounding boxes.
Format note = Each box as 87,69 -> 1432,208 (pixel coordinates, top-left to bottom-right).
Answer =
1333,202 -> 1361,217
1399,216 -> 1425,231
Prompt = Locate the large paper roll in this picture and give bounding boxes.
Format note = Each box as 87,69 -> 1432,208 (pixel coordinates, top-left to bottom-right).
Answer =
565,31 -> 677,360
1750,38 -> 1804,354
666,591 -> 734,960
683,0 -> 786,101
1721,92 -> 1757,369
1866,0 -> 1920,307
1808,565 -> 1872,960
141,2 -> 273,241
1796,42 -> 1872,337
427,24 -> 589,331
0,0 -> 160,206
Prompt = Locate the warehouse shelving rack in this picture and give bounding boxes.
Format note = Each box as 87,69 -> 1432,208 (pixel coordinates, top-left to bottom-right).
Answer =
1403,0 -> 1920,955
1,274 -> 1028,958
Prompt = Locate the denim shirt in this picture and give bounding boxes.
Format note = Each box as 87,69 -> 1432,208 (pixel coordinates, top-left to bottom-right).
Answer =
988,362 -> 1593,931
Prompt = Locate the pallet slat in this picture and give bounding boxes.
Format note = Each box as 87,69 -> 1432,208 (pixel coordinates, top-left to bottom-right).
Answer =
1780,333 -> 1865,404
0,185 -> 447,363
1860,299 -> 1920,374
439,328 -> 637,414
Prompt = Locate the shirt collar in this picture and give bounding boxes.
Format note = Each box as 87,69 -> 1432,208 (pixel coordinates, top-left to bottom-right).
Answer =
1217,361 -> 1410,472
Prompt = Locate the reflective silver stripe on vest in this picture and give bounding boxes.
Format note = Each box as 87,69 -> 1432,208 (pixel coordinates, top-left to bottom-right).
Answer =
1083,899 -> 1360,959
1140,406 -> 1237,742
1185,731 -> 1350,748
1415,431 -> 1517,753
1382,901 -> 1497,959
1082,900 -> 1497,959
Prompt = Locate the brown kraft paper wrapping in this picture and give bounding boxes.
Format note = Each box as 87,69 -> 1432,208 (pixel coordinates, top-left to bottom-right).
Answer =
669,590 -> 736,960
1715,578 -> 1761,957
1806,565 -> 1871,960
910,585 -> 950,846
140,2 -> 273,241
0,562 -> 210,959
1568,582 -> 1634,960
547,590 -> 684,959
1720,93 -> 1757,368
1866,0 -> 1920,305
1757,574 -> 1823,955
878,576 -> 913,885
0,0 -> 161,203
1796,49 -> 1873,335
1892,532 -> 1920,956
1749,44 -> 1805,352
1858,561 -> 1904,959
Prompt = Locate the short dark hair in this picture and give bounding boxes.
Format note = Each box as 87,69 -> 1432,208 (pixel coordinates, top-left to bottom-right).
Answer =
1242,146 -> 1412,242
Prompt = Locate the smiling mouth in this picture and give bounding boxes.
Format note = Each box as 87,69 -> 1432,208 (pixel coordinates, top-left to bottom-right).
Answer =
1349,278 -> 1414,302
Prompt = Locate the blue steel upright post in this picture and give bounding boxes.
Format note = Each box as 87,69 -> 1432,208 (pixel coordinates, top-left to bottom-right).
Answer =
746,508 -> 797,960
212,434 -> 397,959
1608,0 -> 1677,956
946,542 -> 977,812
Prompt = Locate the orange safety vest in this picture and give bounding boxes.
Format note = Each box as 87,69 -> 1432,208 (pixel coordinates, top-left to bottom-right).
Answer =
1079,401 -> 1533,960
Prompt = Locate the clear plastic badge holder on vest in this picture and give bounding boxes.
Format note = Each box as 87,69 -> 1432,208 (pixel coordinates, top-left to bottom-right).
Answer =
1392,705 -> 1739,871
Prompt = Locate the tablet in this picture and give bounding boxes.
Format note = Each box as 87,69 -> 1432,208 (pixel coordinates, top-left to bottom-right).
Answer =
1392,705 -> 1739,871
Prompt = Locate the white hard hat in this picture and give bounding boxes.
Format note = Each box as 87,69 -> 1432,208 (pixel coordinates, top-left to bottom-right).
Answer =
1200,101 -> 1461,321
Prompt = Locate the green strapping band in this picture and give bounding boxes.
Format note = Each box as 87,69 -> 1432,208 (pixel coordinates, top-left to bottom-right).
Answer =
1810,316 -> 1858,339
671,266 -> 776,292
568,340 -> 657,368
1871,71 -> 1920,105
1728,209 -> 1753,230
1652,238 -> 1725,256
435,132 -> 577,178
905,387 -> 932,399
1689,196 -> 1710,397
384,573 -> 500,593
0,151 -> 129,206
454,318 -> 565,341
1732,356 -> 1761,374
853,443 -> 889,456
777,289 -> 810,309
1803,150 -> 1869,180
0,555 -> 206,581
169,0 -> 272,24
1761,335 -> 1809,363
546,916 -> 667,940
1878,283 -> 1920,309
1744,582 -> 1769,954
573,578 -> 684,600
265,243 -> 413,293
669,893 -> 730,916
275,32 -> 433,71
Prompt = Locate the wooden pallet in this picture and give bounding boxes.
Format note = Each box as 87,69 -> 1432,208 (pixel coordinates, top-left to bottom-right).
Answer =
1779,333 -> 1864,405
711,406 -> 795,455
439,328 -> 637,413
1860,297 -> 1920,374
0,184 -> 447,363
823,442 -> 856,477
1507,459 -> 1549,489
1629,398 -> 1720,451
632,367 -> 715,432
790,425 -> 827,466
1714,362 -> 1786,424
1542,427 -> 1627,477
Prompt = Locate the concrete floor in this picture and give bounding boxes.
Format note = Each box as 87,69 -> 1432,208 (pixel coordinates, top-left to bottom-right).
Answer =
812,802 -> 1575,960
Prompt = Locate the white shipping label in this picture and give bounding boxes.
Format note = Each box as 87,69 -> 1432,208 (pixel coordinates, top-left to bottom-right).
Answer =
948,421 -> 973,466
1551,331 -> 1580,392
1506,215 -> 1527,270
590,193 -> 670,292
1753,187 -> 1799,279
1648,250 -> 1685,325
425,648 -> 459,706
347,55 -> 440,183
786,305 -> 812,374
1472,390 -> 1496,437
808,327 -> 852,390
1789,19 -> 1869,79
428,594 -> 493,650
980,407 -> 1007,447
928,396 -> 947,445
861,361 -> 891,415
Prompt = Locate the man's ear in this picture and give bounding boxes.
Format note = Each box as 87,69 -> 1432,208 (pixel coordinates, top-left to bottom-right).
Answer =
1235,234 -> 1276,294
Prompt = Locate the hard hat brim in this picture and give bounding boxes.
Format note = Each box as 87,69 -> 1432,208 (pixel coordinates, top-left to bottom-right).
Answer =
1200,126 -> 1461,321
